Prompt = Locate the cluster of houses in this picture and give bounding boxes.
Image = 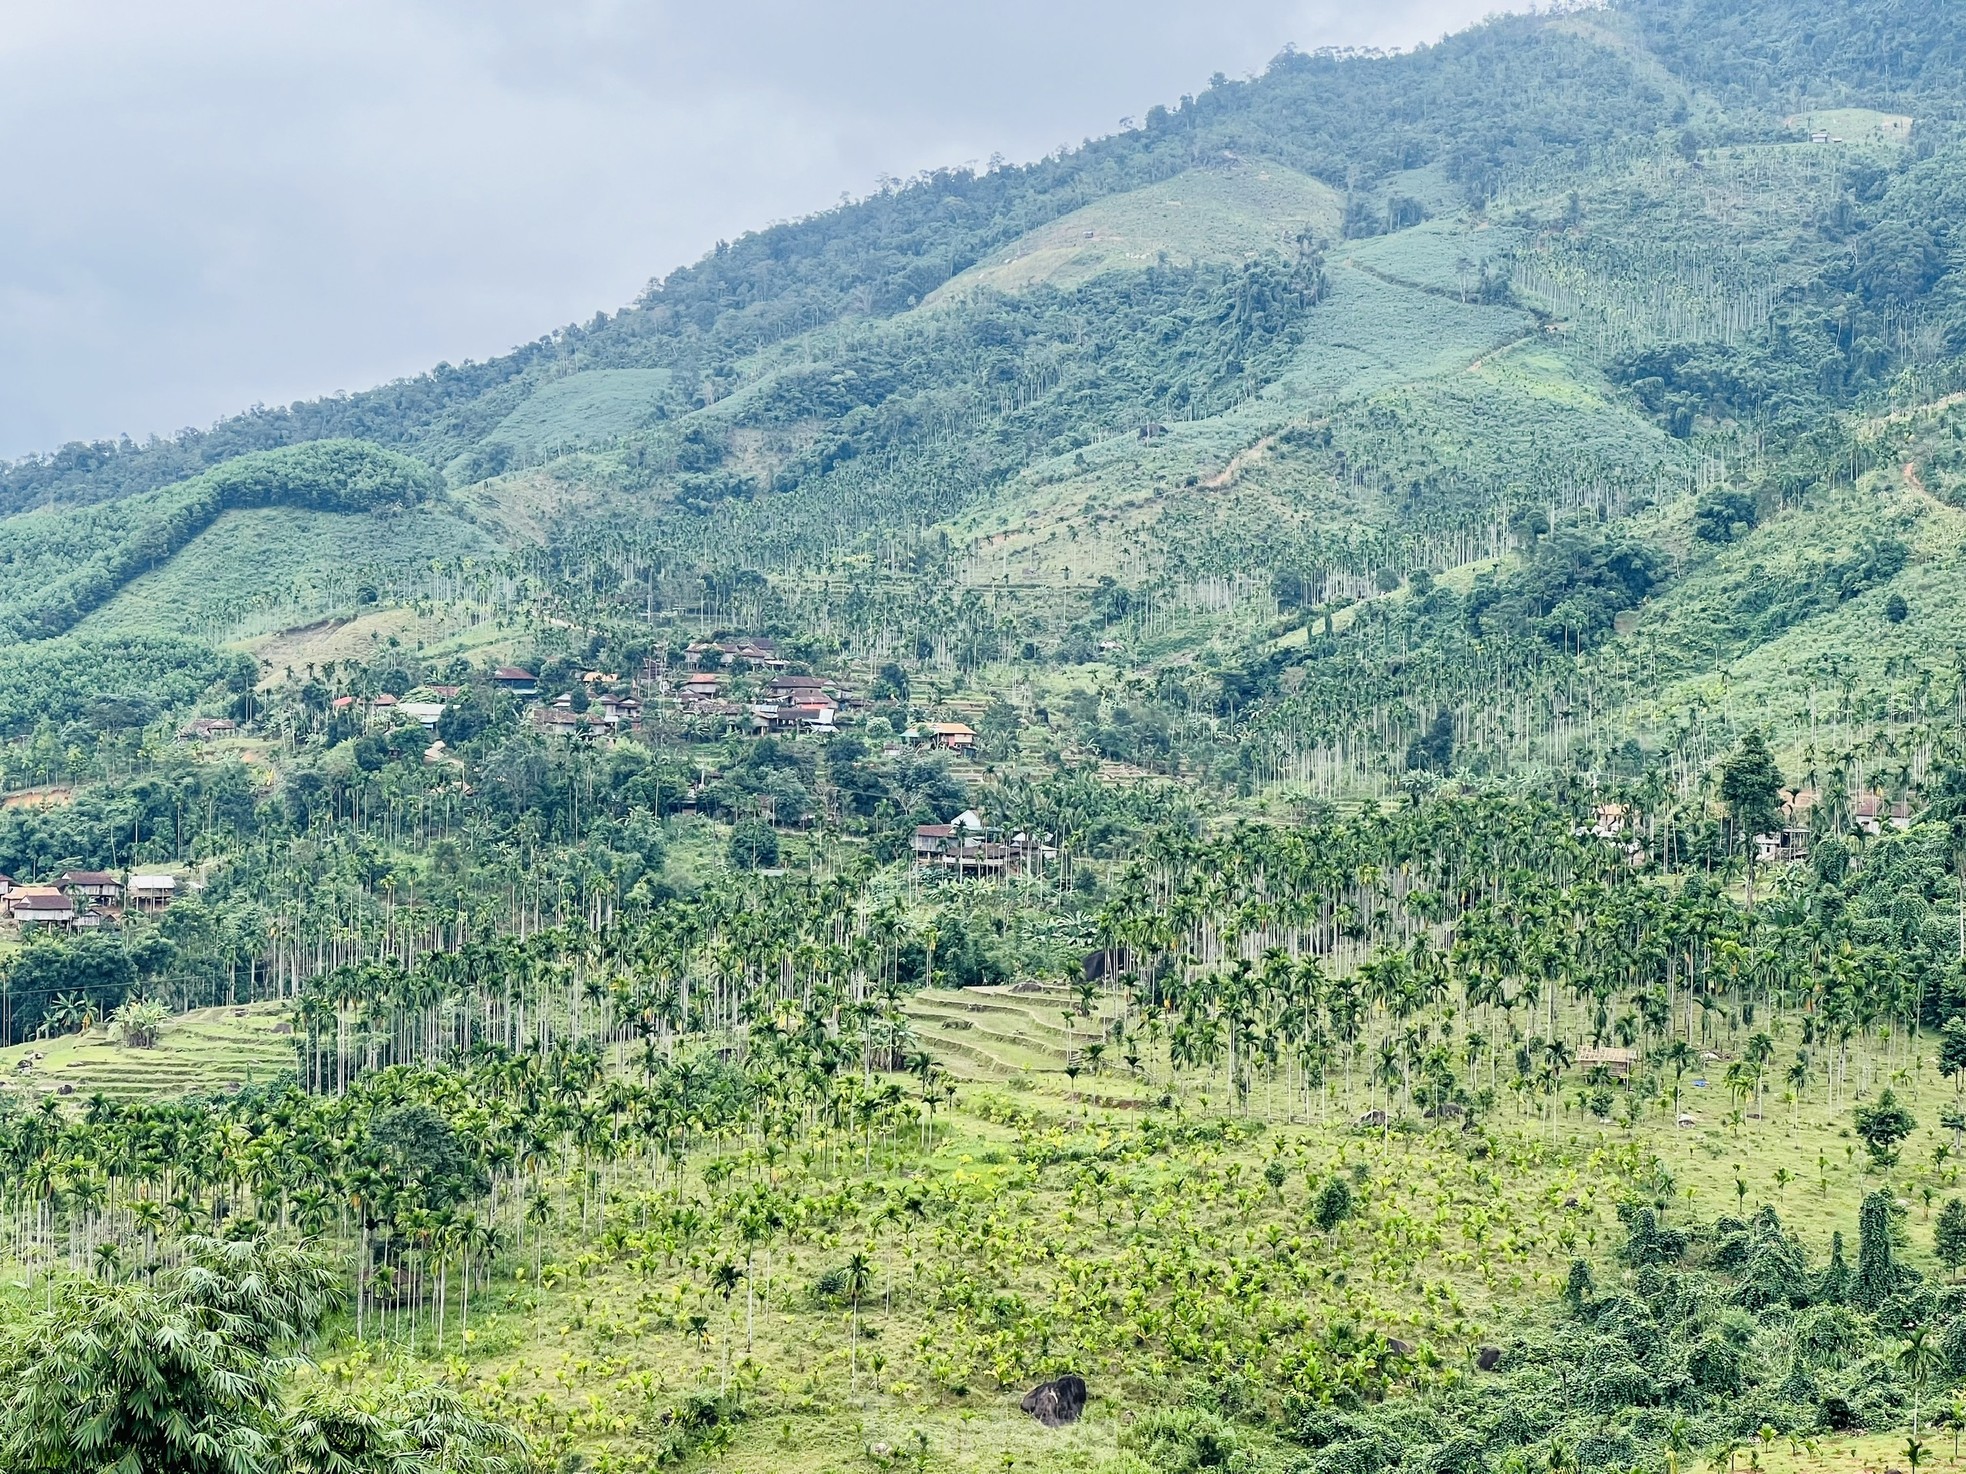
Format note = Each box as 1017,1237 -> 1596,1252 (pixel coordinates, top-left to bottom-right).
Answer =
1751,788 -> 1912,865
1588,788 -> 1917,869
672,668 -> 843,736
182,639 -> 980,757
0,870 -> 177,931
911,810 -> 1055,876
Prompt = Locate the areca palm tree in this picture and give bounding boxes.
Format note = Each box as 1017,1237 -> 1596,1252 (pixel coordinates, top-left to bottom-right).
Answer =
1901,1327 -> 1942,1436
844,1250 -> 873,1390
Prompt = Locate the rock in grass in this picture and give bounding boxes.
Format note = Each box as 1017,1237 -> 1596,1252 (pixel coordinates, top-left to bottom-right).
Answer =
1020,1374 -> 1088,1427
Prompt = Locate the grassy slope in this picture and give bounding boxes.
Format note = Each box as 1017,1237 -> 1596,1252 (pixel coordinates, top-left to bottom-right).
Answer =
1608,396 -> 1966,752
0,992 -> 1950,1474
925,162 -> 1343,304
952,265 -> 1539,581
0,1003 -> 296,1105
307,1034 -> 1956,1474
73,506 -> 493,643
486,368 -> 677,455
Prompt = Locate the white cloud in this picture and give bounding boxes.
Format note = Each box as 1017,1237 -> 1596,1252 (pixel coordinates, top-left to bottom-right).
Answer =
0,0 -> 1505,458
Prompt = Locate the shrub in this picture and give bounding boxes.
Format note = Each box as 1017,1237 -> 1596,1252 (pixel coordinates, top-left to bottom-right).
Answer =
1313,1175 -> 1355,1234
112,998 -> 168,1049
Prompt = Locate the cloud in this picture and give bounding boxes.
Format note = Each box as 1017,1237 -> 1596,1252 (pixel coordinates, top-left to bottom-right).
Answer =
0,0 -> 1506,459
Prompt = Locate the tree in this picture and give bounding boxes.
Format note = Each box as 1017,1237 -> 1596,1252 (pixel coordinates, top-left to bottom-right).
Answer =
1901,1328 -> 1942,1436
1312,1175 -> 1354,1234
1855,1090 -> 1918,1170
728,819 -> 780,871
1406,710 -> 1455,774
1886,592 -> 1910,624
844,1251 -> 873,1390
0,1238 -> 340,1474
284,1383 -> 530,1474
1719,734 -> 1784,902
1693,488 -> 1758,544
1940,1018 -> 1966,1090
1856,1190 -> 1905,1309
369,1103 -> 482,1214
1936,1198 -> 1966,1278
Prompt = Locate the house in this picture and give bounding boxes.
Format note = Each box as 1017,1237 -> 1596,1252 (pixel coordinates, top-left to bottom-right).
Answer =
595,694 -> 642,728
492,666 -> 538,696
767,674 -> 831,701
398,701 -> 446,730
127,874 -> 176,913
178,717 -> 237,742
677,673 -> 725,709
912,823 -> 956,859
1853,792 -> 1912,836
1578,1046 -> 1640,1081
926,722 -> 977,751
10,886 -> 75,928
751,702 -> 835,736
912,811 -> 986,862
1590,803 -> 1631,840
726,636 -> 783,669
0,874 -> 12,899
532,707 -> 588,739
1754,789 -> 1817,864
372,693 -> 399,710
59,871 -> 123,904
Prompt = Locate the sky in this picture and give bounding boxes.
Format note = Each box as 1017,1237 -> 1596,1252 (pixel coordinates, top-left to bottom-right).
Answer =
0,0 -> 1509,460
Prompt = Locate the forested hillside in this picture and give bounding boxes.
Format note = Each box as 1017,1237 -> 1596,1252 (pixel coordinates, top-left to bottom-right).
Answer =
11,2 -> 1966,1472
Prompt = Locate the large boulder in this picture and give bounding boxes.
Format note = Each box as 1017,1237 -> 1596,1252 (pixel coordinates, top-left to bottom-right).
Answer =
1020,1374 -> 1088,1428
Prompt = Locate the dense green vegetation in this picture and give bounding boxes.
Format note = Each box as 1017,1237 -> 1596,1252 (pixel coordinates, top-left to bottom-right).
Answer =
13,0 -> 1966,1469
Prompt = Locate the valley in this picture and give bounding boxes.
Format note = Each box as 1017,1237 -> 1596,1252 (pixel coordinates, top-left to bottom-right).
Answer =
6,1 -> 1966,1471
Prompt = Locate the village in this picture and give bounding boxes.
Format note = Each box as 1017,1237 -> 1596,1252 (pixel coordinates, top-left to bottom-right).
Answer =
161,633 -> 1039,879
1585,786 -> 1915,867
0,868 -> 177,934
174,635 -> 983,757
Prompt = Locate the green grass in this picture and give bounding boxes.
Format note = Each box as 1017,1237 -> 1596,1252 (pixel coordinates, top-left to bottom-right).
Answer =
926,161 -> 1343,303
1786,108 -> 1916,148
0,1003 -> 297,1105
75,506 -> 492,642
488,369 -> 677,454
283,1037 -> 1963,1474
1337,217 -> 1526,297
951,264 -> 1537,579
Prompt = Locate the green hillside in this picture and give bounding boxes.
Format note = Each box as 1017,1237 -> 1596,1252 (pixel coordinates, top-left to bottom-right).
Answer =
75,505 -> 493,644
0,439 -> 435,640
13,4 -> 1966,1472
925,160 -> 1343,301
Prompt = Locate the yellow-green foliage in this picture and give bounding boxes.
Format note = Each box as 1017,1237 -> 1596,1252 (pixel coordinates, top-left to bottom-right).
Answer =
926,162 -> 1343,303
0,1004 -> 296,1105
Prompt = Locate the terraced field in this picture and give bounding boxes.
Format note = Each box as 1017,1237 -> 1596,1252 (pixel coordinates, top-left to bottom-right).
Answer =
903,979 -> 1150,1105
0,1003 -> 297,1105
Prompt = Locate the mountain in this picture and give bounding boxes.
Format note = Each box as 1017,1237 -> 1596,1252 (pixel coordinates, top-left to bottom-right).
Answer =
2,0 -> 1964,786
13,7 -> 1966,1473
